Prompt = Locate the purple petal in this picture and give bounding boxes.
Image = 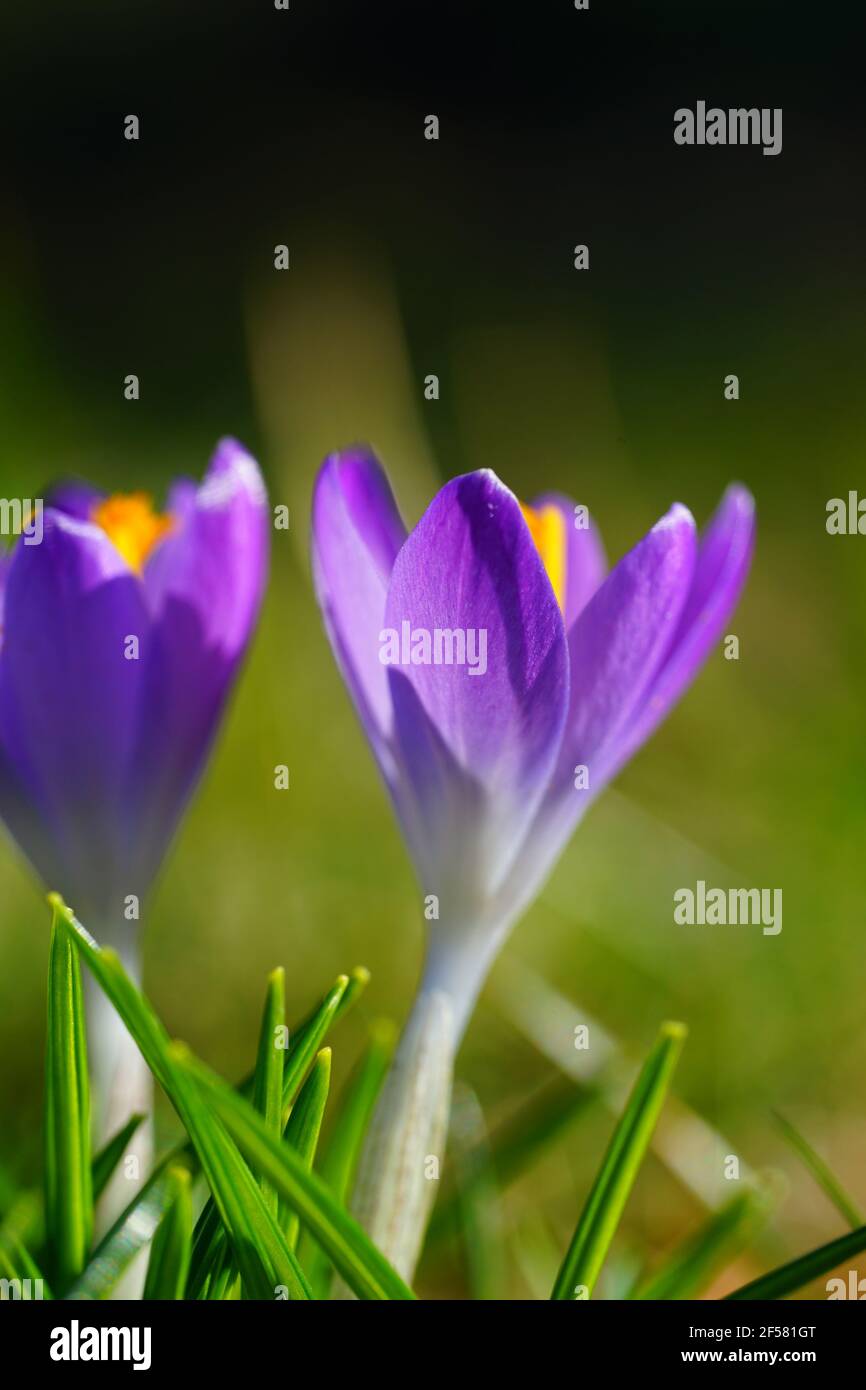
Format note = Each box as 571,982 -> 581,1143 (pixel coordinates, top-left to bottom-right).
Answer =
0,511 -> 151,918
559,502 -> 697,789
164,476 -> 199,523
611,483 -> 755,772
43,480 -> 105,520
0,547 -> 10,625
311,448 -> 408,773
529,491 -> 607,630
382,470 -> 570,915
493,502 -> 698,924
143,438 -> 268,650
128,439 -> 270,885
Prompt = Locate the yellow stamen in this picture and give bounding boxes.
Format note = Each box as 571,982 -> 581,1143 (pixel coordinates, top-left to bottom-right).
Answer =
91,492 -> 174,573
520,502 -> 567,613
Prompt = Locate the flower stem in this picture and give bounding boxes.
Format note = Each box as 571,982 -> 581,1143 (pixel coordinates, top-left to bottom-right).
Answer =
344,986 -> 456,1288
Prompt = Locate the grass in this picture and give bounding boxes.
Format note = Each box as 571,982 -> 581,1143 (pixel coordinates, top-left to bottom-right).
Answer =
2,894 -> 864,1302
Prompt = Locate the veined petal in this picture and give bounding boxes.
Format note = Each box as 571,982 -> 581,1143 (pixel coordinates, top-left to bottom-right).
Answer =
493,502 -> 698,927
127,439 -> 270,886
382,470 -> 569,919
528,491 -> 607,630
559,502 -> 697,789
0,510 -> 151,918
311,447 -> 408,774
610,484 -> 755,773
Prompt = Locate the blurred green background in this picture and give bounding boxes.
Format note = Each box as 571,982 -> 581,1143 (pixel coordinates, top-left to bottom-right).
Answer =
1,0 -> 864,1296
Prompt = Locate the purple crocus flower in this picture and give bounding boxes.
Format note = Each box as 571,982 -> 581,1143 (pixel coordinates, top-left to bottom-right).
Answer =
313,448 -> 755,1033
314,447 -> 753,1280
0,438 -> 269,930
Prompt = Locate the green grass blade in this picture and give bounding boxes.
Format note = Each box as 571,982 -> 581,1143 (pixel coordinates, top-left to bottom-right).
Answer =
188,970 -> 348,1298
143,1165 -> 193,1300
310,1022 -> 396,1207
333,966 -> 370,1022
551,1021 -> 686,1300
298,1019 -> 395,1297
725,1224 -> 866,1300
253,968 -> 286,1217
280,974 -> 348,1125
634,1186 -> 774,1300
773,1111 -> 863,1228
52,895 -> 312,1301
178,1049 -> 415,1300
91,1114 -> 146,1202
191,967 -> 288,1298
192,1013 -> 331,1296
283,1048 -> 331,1250
68,1155 -> 193,1299
0,1112 -> 145,1272
90,961 -> 366,1300
44,906 -> 93,1292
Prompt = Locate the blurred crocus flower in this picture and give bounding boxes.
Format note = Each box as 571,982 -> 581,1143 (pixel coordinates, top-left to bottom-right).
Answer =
0,440 -> 269,1160
0,439 -> 269,929
312,447 -> 754,1278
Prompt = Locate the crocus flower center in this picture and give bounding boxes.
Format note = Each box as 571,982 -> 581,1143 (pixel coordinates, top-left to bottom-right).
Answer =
519,502 -> 567,612
91,492 -> 174,573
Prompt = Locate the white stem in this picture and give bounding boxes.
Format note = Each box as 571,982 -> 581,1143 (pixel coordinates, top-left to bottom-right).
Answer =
422,927 -> 504,1043
84,933 -> 153,1293
339,986 -> 456,1292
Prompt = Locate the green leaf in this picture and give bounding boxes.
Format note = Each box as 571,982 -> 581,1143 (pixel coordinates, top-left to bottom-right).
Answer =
773,1111 -> 863,1228
52,895 -> 311,1301
85,961 -> 367,1301
44,905 -> 93,1292
143,1166 -> 193,1300
0,1115 -> 144,1276
333,966 -> 371,1023
68,1155 -> 194,1300
253,968 -> 286,1217
279,974 -> 348,1126
298,1020 -> 395,1297
634,1186 -> 775,1300
283,1048 -> 331,1250
178,1049 -> 415,1300
725,1224 -> 866,1300
551,1021 -> 687,1300
188,970 -> 350,1299
91,1114 -> 146,1202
